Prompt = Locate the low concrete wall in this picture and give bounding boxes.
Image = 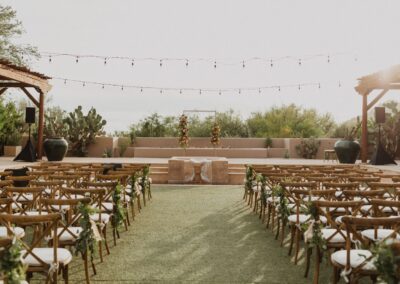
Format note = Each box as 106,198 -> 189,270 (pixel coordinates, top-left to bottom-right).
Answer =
86,136 -> 339,159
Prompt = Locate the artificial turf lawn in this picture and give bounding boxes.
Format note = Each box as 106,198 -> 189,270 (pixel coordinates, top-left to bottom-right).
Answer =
32,185 -> 340,283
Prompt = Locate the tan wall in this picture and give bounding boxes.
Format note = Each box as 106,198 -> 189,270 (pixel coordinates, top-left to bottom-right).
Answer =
87,136 -> 118,157
87,136 -> 339,159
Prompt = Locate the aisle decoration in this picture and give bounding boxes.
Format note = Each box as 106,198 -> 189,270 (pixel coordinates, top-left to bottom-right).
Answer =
210,121 -> 221,147
112,183 -> 126,230
178,114 -> 189,148
0,238 -> 26,283
75,203 -> 100,262
244,165 -> 256,200
370,239 -> 400,283
301,202 -> 327,251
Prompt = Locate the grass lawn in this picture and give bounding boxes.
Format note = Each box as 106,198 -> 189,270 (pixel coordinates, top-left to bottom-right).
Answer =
31,185 -> 350,283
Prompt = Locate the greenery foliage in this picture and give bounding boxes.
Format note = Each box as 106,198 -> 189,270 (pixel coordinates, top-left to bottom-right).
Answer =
295,138 -> 321,159
75,203 -> 98,260
44,106 -> 68,138
0,5 -> 39,66
272,185 -> 290,223
0,238 -> 26,283
0,100 -> 23,147
63,106 -> 107,156
371,240 -> 400,284
111,183 -> 125,229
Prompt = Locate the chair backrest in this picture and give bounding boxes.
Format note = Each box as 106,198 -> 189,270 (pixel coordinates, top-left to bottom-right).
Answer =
4,186 -> 45,215
370,199 -> 400,217
0,213 -> 62,270
0,198 -> 12,213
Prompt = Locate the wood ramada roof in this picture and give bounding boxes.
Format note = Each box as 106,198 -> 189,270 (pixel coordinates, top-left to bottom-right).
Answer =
355,64 -> 400,95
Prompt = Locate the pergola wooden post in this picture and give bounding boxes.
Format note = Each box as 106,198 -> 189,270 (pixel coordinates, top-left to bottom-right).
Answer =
0,60 -> 52,160
355,65 -> 400,163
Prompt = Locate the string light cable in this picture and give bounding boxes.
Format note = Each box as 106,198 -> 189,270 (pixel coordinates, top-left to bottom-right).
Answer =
51,76 -> 348,94
38,51 -> 358,67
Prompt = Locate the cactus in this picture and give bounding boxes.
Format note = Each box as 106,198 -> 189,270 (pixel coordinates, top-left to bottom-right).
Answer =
63,106 -> 107,156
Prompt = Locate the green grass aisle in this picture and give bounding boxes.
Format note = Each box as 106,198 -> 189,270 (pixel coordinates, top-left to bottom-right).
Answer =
63,185 -> 334,283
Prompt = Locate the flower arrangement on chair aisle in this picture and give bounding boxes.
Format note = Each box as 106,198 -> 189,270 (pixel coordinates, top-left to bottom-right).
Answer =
178,114 -> 189,149
210,121 -> 220,147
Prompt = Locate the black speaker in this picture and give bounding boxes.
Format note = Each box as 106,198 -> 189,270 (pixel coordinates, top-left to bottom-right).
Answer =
375,107 -> 386,124
25,107 -> 36,124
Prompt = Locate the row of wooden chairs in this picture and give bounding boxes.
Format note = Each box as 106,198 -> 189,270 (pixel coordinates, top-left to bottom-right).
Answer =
0,162 -> 153,284
244,164 -> 400,283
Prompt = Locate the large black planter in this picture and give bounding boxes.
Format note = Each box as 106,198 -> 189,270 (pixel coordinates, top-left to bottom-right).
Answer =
43,138 -> 68,161
334,140 -> 360,164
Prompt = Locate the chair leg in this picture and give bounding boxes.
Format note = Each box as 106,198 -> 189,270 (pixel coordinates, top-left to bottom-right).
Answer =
98,241 -> 104,263
113,228 -> 117,246
332,266 -> 339,284
142,189 -> 146,207
103,226 -> 110,255
280,221 -> 286,246
253,192 -> 258,212
83,252 -> 90,284
304,247 -> 312,278
275,218 -> 280,240
130,201 -> 135,220
313,247 -> 320,284
294,227 -> 301,265
137,198 -> 142,212
148,187 -> 152,199
289,224 -> 295,256
266,204 -> 271,228
63,264 -> 69,284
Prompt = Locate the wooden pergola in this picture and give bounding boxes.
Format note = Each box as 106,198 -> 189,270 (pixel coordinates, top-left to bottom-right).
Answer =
355,64 -> 400,163
0,59 -> 52,159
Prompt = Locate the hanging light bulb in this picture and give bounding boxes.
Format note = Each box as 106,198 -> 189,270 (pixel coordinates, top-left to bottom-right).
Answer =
258,88 -> 261,94
238,89 -> 241,94
104,58 -> 107,65
179,89 -> 182,94
298,84 -> 301,90
242,60 -> 245,68
298,59 -> 302,66
76,56 -> 79,63
270,60 -> 273,68
160,89 -> 163,94
338,81 -> 341,88
278,86 -> 281,92
131,59 -> 135,66
185,59 -> 189,67
199,89 -> 202,95
214,60 -> 217,69
102,84 -> 105,89
49,56 -> 52,63
327,56 -> 330,63
83,82 -> 85,87
64,79 -> 67,85
218,90 -> 221,95
121,85 -> 124,91
140,87 -> 143,93
160,59 -> 163,67
318,83 -> 321,89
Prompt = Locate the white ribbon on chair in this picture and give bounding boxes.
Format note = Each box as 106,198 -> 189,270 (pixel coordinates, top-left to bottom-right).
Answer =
89,219 -> 103,241
303,219 -> 315,244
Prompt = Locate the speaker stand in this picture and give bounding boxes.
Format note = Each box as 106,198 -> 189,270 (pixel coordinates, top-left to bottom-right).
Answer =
14,124 -> 36,162
369,125 -> 397,165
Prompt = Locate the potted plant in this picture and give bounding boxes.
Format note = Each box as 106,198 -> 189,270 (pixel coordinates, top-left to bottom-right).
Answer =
43,107 -> 69,161
3,133 -> 22,157
334,123 -> 361,164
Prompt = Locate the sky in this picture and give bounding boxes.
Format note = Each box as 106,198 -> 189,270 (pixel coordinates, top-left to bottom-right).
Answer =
3,0 -> 400,132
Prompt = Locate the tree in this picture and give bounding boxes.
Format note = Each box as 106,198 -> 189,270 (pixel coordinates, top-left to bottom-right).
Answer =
0,99 -> 23,149
63,106 -> 107,156
0,5 -> 39,65
246,104 -> 336,138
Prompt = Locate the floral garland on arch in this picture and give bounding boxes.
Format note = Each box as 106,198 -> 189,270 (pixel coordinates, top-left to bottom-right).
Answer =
178,114 -> 189,148
210,121 -> 220,147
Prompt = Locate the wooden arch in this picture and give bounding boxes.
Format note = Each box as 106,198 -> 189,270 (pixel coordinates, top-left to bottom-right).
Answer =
355,64 -> 400,163
0,60 -> 52,159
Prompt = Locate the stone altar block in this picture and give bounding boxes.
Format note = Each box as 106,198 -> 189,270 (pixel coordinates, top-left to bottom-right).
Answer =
168,157 -> 228,184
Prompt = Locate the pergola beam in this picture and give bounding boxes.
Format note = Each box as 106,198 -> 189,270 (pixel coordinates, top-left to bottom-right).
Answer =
20,87 -> 39,108
0,82 -> 34,88
367,89 -> 389,111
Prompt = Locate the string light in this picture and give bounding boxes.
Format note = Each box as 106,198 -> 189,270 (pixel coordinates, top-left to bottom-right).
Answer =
76,56 -> 79,63
298,59 -> 302,66
185,59 -> 189,67
327,56 -> 330,63
131,59 -> 135,66
214,60 -> 217,69
159,59 -> 163,67
52,76 -> 346,95
242,60 -> 245,68
49,56 -> 52,63
270,60 -> 273,68
104,58 -> 107,65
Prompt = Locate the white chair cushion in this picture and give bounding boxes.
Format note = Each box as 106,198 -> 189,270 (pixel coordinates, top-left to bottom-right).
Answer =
50,227 -> 83,242
95,202 -> 113,212
267,197 -> 279,204
361,229 -> 399,241
90,213 -> 110,224
13,211 -> 48,216
288,214 -> 327,224
321,228 -> 346,243
331,249 -> 375,271
13,194 -> 34,202
0,226 -> 25,238
21,248 -> 72,266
